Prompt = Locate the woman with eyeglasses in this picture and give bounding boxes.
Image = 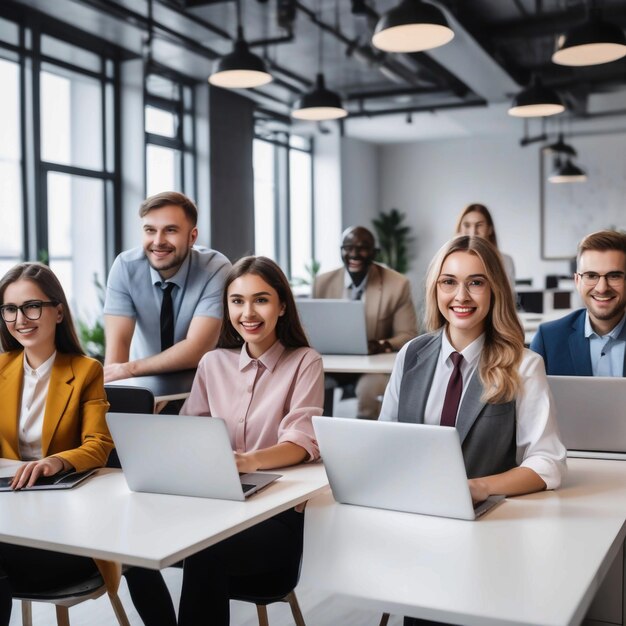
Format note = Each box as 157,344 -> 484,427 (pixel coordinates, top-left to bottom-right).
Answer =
0,262 -> 113,625
380,235 -> 566,518
455,203 -> 516,289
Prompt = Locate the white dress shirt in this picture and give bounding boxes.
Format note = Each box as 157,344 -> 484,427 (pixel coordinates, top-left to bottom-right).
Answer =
19,351 -> 57,461
380,334 -> 566,490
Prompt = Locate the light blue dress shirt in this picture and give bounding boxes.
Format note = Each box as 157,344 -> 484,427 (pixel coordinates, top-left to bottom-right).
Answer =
104,246 -> 231,361
584,311 -> 626,377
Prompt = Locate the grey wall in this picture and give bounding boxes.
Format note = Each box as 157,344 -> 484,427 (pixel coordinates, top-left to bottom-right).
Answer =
378,134 -> 577,312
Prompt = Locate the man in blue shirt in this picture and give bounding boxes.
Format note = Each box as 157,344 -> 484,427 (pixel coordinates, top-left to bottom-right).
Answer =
103,191 -> 231,383
530,230 -> 626,376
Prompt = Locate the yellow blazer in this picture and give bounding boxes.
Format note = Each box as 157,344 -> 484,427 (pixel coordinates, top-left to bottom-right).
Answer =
312,263 -> 419,350
0,351 -> 113,471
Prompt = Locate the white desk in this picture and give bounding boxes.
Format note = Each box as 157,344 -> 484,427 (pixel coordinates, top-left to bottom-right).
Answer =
0,461 -> 328,570
519,310 -> 572,345
321,353 -> 396,375
301,458 -> 626,626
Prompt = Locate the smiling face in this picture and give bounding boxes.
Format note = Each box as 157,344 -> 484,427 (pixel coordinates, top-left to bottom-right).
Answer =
227,273 -> 286,359
340,227 -> 377,284
142,205 -> 198,279
459,211 -> 493,240
2,279 -> 62,366
576,249 -> 626,335
437,251 -> 492,350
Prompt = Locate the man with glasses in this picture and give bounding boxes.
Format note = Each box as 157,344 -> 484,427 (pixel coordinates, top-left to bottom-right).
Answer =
103,191 -> 230,383
313,226 -> 418,418
531,230 -> 626,376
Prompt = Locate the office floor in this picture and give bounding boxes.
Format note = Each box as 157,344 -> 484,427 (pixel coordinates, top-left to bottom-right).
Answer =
9,567 -> 404,625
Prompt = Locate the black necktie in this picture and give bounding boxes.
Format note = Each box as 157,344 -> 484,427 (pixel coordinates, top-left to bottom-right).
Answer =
440,352 -> 464,427
160,282 -> 175,351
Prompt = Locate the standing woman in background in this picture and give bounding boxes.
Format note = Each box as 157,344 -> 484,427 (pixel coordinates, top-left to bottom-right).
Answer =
124,255 -> 324,626
0,262 -> 113,625
455,203 -> 516,289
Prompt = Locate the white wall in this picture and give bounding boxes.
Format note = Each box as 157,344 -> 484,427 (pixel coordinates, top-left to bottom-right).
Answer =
379,135 -> 574,313
340,137 -> 380,231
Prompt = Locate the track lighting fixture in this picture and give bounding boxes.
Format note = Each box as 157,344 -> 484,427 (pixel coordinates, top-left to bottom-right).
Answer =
292,73 -> 348,120
548,158 -> 588,183
372,0 -> 454,53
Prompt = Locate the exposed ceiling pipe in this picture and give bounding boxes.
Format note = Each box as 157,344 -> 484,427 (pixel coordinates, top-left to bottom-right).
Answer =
346,96 -> 487,119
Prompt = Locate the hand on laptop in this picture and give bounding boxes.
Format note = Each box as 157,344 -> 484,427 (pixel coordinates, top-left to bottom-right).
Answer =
11,456 -> 69,490
468,478 -> 489,504
235,451 -> 259,474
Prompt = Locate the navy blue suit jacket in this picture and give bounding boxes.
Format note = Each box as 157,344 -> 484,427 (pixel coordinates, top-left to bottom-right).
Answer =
530,308 -> 626,376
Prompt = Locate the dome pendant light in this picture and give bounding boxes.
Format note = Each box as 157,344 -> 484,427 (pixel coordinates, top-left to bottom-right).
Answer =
548,158 -> 588,183
508,75 -> 565,118
545,132 -> 577,157
553,9 -> 626,66
209,1 -> 272,89
292,10 -> 347,122
372,0 -> 454,53
292,73 -> 348,120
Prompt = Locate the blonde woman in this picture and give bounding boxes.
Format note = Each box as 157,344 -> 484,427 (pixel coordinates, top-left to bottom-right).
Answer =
379,236 -> 566,508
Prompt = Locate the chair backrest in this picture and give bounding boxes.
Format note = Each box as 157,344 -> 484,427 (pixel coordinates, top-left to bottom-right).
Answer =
104,385 -> 155,414
104,385 -> 155,468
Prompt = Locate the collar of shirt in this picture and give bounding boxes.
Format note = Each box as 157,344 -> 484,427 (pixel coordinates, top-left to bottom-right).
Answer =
22,351 -> 57,378
440,330 -> 485,369
584,310 -> 626,340
149,248 -> 192,289
238,339 -> 285,373
343,269 -> 369,293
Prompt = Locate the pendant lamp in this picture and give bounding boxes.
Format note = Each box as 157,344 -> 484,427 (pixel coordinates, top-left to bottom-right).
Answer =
553,11 -> 626,66
292,73 -> 348,120
209,1 -> 272,89
508,75 -> 565,118
292,11 -> 347,121
372,0 -> 454,53
545,132 -> 577,157
548,158 -> 588,183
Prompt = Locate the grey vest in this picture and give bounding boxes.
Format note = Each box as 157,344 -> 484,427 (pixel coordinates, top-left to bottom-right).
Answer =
397,332 -> 517,479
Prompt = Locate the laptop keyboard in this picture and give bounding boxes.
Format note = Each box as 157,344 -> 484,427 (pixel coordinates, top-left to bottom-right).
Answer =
241,483 -> 256,493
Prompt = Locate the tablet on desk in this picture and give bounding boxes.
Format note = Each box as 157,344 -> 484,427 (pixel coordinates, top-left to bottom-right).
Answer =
0,469 -> 98,491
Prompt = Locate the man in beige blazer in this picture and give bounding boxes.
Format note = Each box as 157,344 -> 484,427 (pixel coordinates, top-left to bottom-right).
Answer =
313,226 -> 418,418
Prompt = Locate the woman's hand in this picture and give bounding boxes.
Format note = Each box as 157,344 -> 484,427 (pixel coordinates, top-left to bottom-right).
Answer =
468,477 -> 490,504
234,451 -> 260,474
11,456 -> 68,490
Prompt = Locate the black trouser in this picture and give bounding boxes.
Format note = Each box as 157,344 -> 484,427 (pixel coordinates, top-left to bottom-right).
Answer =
0,542 -> 98,626
125,508 -> 304,626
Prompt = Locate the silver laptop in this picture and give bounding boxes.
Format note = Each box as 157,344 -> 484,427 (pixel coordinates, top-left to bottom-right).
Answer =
313,416 -> 504,521
548,375 -> 626,455
106,413 -> 281,500
297,299 -> 368,355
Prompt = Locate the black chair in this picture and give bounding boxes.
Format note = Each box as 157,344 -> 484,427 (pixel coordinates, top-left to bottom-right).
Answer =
229,567 -> 306,626
104,385 -> 155,468
323,377 -> 337,416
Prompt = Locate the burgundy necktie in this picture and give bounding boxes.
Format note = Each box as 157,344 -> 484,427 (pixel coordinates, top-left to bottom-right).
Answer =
440,352 -> 464,427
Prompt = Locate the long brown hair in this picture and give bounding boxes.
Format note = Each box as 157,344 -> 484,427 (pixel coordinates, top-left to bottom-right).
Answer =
424,236 -> 524,404
217,256 -> 310,350
0,263 -> 85,355
455,203 -> 498,248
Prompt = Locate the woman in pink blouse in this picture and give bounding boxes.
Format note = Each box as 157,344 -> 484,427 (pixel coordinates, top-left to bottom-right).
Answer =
125,256 -> 324,626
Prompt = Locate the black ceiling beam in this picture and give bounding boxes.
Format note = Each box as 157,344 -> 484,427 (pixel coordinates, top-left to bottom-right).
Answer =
346,97 -> 487,119
346,85 -> 446,101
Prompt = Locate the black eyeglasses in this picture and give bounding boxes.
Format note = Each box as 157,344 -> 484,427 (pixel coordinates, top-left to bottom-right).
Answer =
341,245 -> 374,256
577,271 -> 626,287
0,301 -> 59,322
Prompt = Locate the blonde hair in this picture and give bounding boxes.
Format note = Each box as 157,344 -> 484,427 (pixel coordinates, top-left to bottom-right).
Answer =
424,236 -> 524,404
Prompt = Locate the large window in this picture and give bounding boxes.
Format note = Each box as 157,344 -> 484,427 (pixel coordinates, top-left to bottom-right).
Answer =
0,52 -> 22,277
253,126 -> 313,282
145,69 -> 196,198
0,11 -> 119,328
